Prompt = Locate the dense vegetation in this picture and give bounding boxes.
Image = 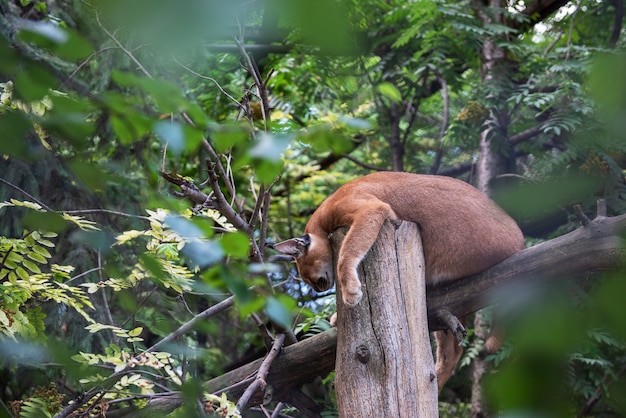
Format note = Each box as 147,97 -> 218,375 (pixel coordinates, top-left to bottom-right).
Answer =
1,0 -> 625,416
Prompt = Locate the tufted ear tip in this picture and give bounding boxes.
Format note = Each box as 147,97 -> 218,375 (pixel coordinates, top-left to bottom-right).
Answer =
267,254 -> 295,263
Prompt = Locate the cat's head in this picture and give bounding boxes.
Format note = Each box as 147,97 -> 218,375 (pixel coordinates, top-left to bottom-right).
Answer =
270,233 -> 334,292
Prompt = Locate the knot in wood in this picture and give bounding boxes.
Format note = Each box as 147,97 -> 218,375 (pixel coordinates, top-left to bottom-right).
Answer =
355,344 -> 370,364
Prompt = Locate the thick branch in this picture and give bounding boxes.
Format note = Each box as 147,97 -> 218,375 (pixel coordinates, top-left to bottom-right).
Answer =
427,213 -> 626,327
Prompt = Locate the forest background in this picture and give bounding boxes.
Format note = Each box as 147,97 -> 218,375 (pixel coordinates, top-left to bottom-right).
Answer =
1,0 -> 626,417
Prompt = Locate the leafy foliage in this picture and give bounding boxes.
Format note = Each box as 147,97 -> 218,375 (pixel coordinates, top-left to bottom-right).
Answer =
0,0 -> 625,416
0,201 -> 95,339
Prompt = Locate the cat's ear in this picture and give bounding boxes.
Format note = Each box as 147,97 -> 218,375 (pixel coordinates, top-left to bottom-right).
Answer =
269,235 -> 311,261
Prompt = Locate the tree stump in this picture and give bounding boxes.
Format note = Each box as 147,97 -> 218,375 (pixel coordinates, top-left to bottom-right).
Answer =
332,220 -> 438,417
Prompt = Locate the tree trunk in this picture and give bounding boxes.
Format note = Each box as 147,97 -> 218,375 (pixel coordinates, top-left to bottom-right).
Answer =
472,0 -> 514,414
332,220 -> 439,417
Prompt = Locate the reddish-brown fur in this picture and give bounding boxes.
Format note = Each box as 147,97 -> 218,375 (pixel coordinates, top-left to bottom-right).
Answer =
273,172 -> 524,390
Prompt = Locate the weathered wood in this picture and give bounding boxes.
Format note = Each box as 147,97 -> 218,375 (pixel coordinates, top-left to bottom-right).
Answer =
333,220 -> 438,417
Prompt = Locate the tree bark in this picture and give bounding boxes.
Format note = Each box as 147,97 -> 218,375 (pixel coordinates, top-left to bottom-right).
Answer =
332,221 -> 438,417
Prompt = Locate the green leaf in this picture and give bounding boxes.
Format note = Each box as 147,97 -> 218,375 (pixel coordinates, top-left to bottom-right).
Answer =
42,96 -> 94,144
22,259 -> 41,274
32,245 -> 51,258
128,327 -> 143,337
219,232 -> 249,258
27,251 -> 47,264
112,71 -> 184,113
110,116 -> 136,145
0,112 -> 37,159
265,296 -> 293,330
0,37 -> 18,74
237,295 -> 265,318
22,211 -> 67,233
18,21 -> 68,49
154,121 -> 185,153
376,82 -> 403,103
17,22 -> 93,61
154,121 -> 203,154
15,266 -> 29,280
248,132 -> 291,162
252,159 -> 283,185
13,61 -> 57,102
279,0 -> 358,55
68,160 -> 114,192
212,124 -> 249,152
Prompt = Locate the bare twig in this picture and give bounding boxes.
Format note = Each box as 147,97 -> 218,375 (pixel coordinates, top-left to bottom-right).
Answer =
234,36 -> 272,130
205,160 -> 253,235
236,333 -> 287,411
63,208 -> 150,220
171,55 -> 244,110
95,11 -> 152,78
146,296 -> 235,353
0,177 -> 54,211
69,46 -> 117,79
98,251 -> 120,346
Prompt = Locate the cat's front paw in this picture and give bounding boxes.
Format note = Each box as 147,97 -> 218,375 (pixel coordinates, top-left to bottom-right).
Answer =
342,281 -> 362,307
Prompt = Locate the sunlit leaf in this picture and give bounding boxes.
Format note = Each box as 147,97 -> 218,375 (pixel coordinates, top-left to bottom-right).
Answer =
376,82 -> 402,103
128,327 -> 143,337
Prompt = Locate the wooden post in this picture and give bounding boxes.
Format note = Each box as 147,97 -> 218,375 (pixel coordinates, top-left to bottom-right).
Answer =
332,220 -> 439,417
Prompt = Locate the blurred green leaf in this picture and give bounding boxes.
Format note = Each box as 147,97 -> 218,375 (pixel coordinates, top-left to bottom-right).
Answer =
265,296 -> 293,330
154,121 -> 185,154
278,0 -> 358,55
248,132 -> 291,162
112,71 -> 184,112
589,53 -> 626,112
164,215 -> 224,267
299,125 -> 353,154
0,37 -> 18,73
68,160 -> 114,191
21,211 -> 67,233
17,23 -> 93,60
43,95 -> 94,144
0,112 -> 35,159
13,62 -> 57,102
376,82 -> 403,103
220,232 -> 249,259
212,125 -> 250,152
